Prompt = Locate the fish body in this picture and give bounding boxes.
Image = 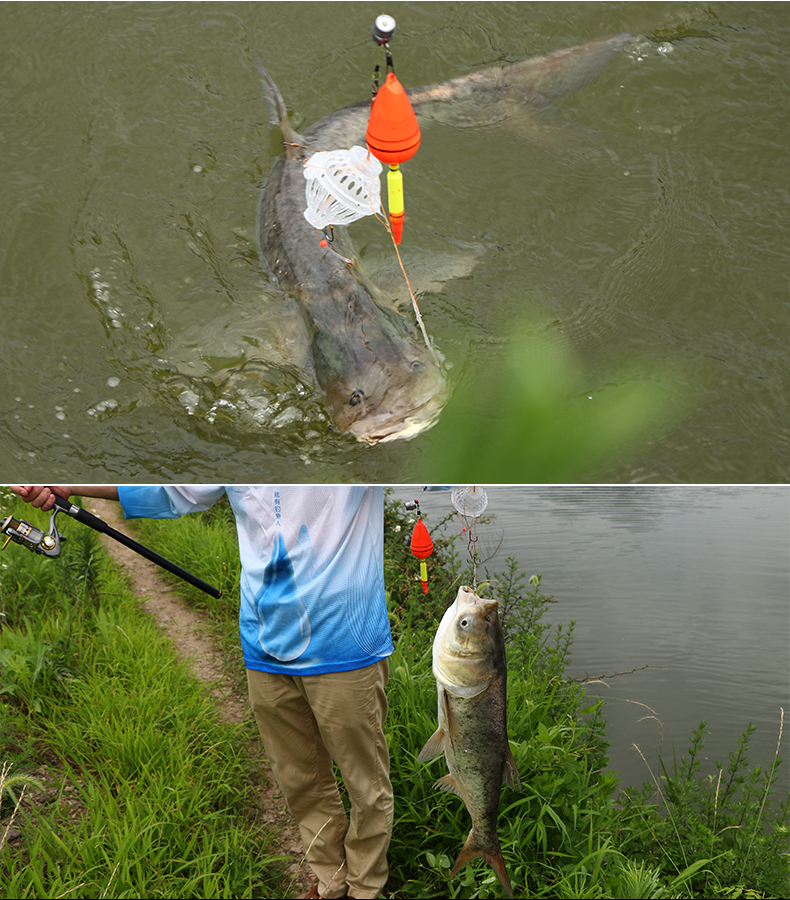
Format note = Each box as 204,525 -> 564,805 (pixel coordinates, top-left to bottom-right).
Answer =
418,585 -> 521,897
255,33 -> 632,443
256,71 -> 448,444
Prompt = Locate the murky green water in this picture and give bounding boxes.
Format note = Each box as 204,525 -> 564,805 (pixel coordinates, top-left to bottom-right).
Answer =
391,485 -> 790,794
2,2 -> 788,482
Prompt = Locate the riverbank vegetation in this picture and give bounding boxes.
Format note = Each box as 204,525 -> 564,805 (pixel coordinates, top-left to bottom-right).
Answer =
1,489 -> 787,898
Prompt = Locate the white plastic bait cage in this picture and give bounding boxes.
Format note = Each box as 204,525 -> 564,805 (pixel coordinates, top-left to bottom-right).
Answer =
303,146 -> 383,229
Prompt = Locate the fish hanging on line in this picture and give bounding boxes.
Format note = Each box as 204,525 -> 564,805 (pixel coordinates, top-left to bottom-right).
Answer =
418,584 -> 521,897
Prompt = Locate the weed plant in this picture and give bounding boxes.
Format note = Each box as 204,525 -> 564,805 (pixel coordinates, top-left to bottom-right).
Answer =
618,719 -> 789,899
2,488 -> 787,898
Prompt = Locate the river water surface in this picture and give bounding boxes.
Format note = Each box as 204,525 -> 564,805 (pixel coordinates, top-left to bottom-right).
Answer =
2,2 -> 789,482
390,485 -> 789,796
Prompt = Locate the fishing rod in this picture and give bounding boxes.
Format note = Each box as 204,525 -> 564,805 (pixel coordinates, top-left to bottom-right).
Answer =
1,494 -> 222,599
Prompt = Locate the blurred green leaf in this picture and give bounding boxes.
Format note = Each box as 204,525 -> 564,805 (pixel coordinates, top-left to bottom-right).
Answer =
426,327 -> 688,482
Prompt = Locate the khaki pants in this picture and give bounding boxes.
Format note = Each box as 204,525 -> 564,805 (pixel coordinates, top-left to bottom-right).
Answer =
247,660 -> 393,900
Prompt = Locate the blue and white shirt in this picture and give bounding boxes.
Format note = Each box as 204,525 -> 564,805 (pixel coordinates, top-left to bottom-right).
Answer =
117,486 -> 393,676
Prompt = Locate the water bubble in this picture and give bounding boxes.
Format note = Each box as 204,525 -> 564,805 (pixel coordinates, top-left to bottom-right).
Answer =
90,268 -> 111,303
107,376 -> 120,388
271,407 -> 303,428
87,399 -> 119,419
206,398 -> 236,424
657,42 -> 674,55
179,390 -> 200,415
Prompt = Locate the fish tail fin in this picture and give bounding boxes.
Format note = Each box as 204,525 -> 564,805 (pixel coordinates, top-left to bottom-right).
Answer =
413,33 -> 632,108
405,33 -> 632,151
451,831 -> 514,899
252,57 -> 305,155
490,32 -> 633,103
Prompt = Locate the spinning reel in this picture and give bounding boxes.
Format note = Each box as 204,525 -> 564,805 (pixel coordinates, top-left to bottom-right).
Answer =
2,504 -> 65,558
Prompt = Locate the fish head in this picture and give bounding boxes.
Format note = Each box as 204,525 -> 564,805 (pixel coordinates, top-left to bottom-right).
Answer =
321,330 -> 449,444
432,585 -> 505,697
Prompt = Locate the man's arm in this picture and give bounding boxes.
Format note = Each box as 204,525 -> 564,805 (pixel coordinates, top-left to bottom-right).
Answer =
9,486 -> 119,511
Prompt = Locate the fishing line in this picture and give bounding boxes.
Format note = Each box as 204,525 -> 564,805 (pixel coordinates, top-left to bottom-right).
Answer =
302,150 -> 440,367
371,13 -> 396,95
451,486 -> 489,591
300,12 -> 440,367
372,208 -> 441,368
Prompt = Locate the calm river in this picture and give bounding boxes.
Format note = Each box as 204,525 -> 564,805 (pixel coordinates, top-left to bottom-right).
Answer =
2,2 -> 789,482
390,485 -> 790,797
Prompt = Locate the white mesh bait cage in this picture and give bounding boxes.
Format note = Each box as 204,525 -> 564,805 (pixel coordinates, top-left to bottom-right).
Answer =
303,146 -> 383,229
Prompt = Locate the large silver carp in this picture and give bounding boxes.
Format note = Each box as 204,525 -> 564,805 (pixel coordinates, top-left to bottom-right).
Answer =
418,585 -> 522,897
255,33 -> 632,443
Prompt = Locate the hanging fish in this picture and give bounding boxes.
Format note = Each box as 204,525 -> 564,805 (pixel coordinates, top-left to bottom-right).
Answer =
418,585 -> 521,897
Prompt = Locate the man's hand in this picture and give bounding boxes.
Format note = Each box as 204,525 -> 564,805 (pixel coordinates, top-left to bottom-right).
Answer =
9,486 -> 73,511
9,486 -> 119,511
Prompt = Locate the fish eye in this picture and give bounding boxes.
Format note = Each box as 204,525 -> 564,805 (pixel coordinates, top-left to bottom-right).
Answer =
410,360 -> 424,371
460,618 -> 469,628
349,390 -> 364,406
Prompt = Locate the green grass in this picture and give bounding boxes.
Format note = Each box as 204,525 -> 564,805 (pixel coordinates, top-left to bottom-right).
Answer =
1,492 -> 286,898
2,488 -> 787,898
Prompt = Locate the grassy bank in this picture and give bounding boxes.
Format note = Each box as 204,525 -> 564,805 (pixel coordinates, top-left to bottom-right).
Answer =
0,493 -> 285,898
2,489 -> 787,898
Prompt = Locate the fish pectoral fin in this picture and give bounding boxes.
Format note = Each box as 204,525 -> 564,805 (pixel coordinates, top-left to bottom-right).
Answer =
368,246 -> 484,304
503,745 -> 522,792
432,774 -> 463,798
417,728 -> 446,763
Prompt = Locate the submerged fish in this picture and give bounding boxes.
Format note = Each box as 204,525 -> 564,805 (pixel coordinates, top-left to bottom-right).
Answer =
418,585 -> 522,897
254,33 -> 632,443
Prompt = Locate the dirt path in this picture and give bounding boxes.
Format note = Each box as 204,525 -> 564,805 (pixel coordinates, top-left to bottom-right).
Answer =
88,499 -> 313,899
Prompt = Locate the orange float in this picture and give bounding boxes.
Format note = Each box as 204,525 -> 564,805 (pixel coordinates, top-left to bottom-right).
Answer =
410,516 -> 434,594
366,72 -> 421,243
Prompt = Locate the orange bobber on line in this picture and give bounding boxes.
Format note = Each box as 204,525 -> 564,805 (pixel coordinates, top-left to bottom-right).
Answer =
366,72 -> 421,243
366,72 -> 421,164
410,516 -> 434,594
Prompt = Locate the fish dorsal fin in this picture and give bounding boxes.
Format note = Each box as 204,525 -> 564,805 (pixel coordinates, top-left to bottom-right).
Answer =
417,728 -> 446,763
254,58 -> 306,158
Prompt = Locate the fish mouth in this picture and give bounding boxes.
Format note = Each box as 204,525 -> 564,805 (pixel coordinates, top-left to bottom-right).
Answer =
346,383 -> 449,444
357,418 -> 436,444
354,416 -> 439,444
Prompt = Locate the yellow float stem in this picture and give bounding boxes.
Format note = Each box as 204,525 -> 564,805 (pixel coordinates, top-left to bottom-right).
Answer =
387,164 -> 405,243
387,165 -> 404,216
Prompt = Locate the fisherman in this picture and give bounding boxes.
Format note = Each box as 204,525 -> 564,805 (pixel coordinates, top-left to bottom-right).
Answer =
10,484 -> 394,900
